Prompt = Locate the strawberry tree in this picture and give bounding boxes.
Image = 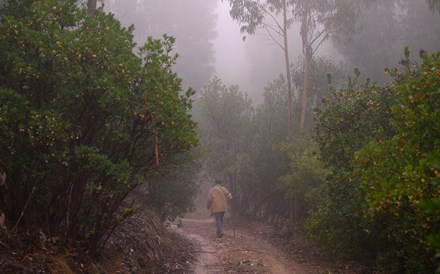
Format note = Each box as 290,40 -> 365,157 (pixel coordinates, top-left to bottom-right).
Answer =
0,0 -> 197,254
354,49 -> 440,272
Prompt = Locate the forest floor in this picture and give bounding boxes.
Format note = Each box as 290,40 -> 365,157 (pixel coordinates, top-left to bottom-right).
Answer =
174,214 -> 367,274
0,188 -> 368,273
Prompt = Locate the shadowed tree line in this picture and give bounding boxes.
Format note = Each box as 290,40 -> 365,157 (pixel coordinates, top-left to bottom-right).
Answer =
0,0 -> 198,255
198,0 -> 440,272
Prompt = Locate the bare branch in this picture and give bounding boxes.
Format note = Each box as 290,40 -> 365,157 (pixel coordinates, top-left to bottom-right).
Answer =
263,24 -> 284,50
261,6 -> 284,32
312,33 -> 329,56
310,27 -> 328,48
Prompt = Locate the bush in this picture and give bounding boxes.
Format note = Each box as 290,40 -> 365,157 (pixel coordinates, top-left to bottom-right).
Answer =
0,0 -> 197,255
310,50 -> 439,272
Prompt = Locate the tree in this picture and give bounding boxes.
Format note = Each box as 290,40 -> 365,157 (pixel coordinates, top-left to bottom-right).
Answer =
292,56 -> 346,130
227,0 -> 363,132
291,0 -> 363,131
277,135 -> 329,225
226,0 -> 363,227
87,0 -> 97,15
352,50 -> 439,272
245,75 -> 291,220
227,0 -> 295,135
0,0 -> 197,255
310,50 -> 439,272
226,0 -> 306,226
309,70 -> 398,261
198,76 -> 254,213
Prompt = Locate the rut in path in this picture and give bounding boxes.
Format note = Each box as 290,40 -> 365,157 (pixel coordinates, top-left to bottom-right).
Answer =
173,216 -> 364,273
174,180 -> 362,273
175,217 -> 295,274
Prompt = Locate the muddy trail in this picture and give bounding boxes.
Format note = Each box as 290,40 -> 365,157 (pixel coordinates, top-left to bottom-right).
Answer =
0,187 -> 365,273
169,180 -> 365,274
172,216 -> 363,274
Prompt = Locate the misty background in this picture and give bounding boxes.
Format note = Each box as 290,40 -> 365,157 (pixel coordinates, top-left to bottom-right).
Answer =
103,0 -> 440,105
1,1 -> 440,272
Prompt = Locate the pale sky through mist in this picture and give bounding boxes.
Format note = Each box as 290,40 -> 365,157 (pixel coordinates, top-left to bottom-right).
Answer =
213,1 -> 300,104
214,1 -> 253,97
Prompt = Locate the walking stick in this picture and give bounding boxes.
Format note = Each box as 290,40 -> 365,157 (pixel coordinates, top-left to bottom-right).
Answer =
233,215 -> 236,238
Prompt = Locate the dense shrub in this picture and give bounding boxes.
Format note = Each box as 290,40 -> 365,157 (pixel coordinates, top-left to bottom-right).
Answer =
0,0 -> 197,254
310,50 -> 439,272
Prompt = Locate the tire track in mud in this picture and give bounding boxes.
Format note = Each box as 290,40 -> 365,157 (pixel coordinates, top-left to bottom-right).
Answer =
184,232 -> 223,273
177,218 -> 294,274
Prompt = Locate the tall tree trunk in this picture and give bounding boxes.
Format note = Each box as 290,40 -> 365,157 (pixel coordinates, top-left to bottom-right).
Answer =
283,0 -> 293,137
300,10 -> 310,132
282,0 -> 295,229
87,0 -> 97,16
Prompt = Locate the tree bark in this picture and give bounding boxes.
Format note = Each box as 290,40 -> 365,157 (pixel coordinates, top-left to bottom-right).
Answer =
300,10 -> 311,132
87,0 -> 97,16
282,0 -> 296,229
283,0 -> 294,137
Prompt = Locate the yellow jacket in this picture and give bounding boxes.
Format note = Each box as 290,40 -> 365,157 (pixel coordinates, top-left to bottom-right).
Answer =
207,185 -> 232,213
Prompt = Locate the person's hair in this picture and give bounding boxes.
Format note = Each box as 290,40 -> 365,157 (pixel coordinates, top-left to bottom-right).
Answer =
215,179 -> 223,184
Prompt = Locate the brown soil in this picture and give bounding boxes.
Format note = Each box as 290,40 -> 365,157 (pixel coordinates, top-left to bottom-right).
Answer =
177,179 -> 366,273
0,185 -> 367,273
173,216 -> 365,274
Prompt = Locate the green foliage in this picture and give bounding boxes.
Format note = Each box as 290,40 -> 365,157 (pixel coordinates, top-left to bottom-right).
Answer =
420,164 -> 440,273
153,149 -> 200,222
197,74 -> 303,223
198,76 -> 253,176
276,135 -> 329,223
0,0 -> 197,255
308,70 -> 400,261
244,75 -> 292,219
353,51 -> 440,272
310,51 -> 440,272
292,56 -> 347,131
277,136 -> 327,200
198,76 -> 255,214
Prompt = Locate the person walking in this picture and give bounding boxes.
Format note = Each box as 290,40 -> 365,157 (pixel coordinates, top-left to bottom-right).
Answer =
207,179 -> 232,238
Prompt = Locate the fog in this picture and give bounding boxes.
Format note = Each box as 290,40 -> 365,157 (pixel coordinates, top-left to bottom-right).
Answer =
103,0 -> 440,104
104,0 -> 307,104
216,1 -> 307,103
215,1 -> 298,103
214,1 -> 251,95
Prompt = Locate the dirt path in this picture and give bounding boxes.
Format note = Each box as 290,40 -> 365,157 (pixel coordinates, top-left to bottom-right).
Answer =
171,181 -> 365,274
172,216 -> 358,274
173,217 -> 292,273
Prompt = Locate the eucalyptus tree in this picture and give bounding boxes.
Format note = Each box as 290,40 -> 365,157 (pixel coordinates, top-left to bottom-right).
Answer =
227,0 -> 363,131
227,0 -> 295,135
292,1 -> 364,130
87,0 -> 97,15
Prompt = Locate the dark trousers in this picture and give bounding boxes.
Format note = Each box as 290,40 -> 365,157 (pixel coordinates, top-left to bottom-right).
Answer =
213,211 -> 225,237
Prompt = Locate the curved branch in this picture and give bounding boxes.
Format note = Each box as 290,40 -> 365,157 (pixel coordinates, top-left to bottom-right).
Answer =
312,33 -> 329,56
262,24 -> 284,51
260,5 -> 284,32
